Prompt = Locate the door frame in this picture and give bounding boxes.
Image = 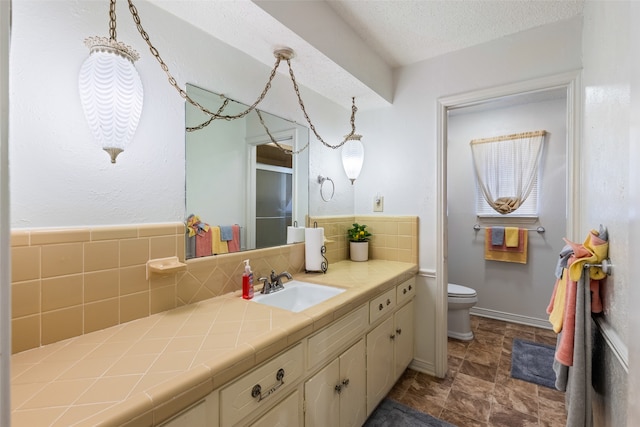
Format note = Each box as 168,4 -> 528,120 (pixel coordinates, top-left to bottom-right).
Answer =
246,128 -> 297,250
434,70 -> 582,377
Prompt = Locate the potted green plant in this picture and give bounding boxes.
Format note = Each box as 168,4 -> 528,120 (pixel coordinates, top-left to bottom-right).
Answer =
347,223 -> 371,261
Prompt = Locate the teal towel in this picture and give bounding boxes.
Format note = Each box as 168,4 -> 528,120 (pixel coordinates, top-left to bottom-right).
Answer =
491,227 -> 505,246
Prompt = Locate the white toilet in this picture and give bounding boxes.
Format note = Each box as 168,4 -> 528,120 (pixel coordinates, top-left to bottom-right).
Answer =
447,283 -> 478,341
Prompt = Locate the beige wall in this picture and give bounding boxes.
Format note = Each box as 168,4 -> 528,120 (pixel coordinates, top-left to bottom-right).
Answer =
11,215 -> 418,354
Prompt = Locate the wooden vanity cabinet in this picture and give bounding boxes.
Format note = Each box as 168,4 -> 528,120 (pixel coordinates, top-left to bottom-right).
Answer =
159,391 -> 219,427
304,339 -> 367,427
160,275 -> 416,427
220,343 -> 304,426
366,280 -> 415,414
249,390 -> 302,427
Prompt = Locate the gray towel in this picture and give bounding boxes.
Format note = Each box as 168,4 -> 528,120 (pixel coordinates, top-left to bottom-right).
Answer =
555,244 -> 574,278
220,225 -> 233,241
491,227 -> 505,245
186,234 -> 196,259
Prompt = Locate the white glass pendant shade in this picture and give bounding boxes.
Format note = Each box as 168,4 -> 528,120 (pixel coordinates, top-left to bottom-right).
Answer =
79,39 -> 143,163
341,134 -> 364,184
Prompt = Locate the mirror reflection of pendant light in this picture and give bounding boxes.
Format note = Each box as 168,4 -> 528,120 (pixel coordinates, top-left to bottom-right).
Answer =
341,133 -> 364,184
78,0 -> 143,163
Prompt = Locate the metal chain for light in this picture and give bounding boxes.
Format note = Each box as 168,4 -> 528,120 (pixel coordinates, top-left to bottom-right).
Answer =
186,98 -> 230,132
124,0 -> 358,151
256,110 -> 309,154
126,0 -> 282,121
108,0 -> 117,41
284,58 -> 358,150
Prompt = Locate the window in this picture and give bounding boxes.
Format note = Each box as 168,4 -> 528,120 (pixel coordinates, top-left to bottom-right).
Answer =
470,130 -> 545,217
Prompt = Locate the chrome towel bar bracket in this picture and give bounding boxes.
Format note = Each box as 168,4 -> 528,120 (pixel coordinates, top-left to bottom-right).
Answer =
584,258 -> 612,276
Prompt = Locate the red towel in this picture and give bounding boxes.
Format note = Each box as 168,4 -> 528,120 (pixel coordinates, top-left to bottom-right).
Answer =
227,224 -> 241,253
195,229 -> 212,257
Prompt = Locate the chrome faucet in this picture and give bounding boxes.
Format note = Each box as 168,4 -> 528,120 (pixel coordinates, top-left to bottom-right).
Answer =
259,270 -> 292,294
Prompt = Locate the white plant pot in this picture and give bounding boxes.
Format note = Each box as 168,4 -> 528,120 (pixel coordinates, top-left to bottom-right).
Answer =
349,241 -> 369,262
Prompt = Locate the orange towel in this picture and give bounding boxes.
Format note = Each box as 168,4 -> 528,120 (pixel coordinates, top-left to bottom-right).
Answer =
484,228 -> 528,264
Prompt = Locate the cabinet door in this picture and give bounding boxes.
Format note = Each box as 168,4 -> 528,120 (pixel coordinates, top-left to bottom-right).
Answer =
250,390 -> 300,427
394,300 -> 414,379
339,339 -> 366,427
366,316 -> 394,415
304,359 -> 340,427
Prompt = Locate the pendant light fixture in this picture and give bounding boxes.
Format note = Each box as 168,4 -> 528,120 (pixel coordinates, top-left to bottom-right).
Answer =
79,0 -> 143,163
79,0 -> 365,179
341,132 -> 364,185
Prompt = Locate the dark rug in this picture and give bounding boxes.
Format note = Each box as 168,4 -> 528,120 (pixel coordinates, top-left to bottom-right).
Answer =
511,338 -> 556,389
364,398 -> 456,427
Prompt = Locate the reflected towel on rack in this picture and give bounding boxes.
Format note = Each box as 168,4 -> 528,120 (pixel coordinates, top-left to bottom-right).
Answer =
220,225 -> 233,241
195,228 -> 212,257
210,226 -> 229,255
186,233 -> 196,259
227,225 -> 241,253
491,227 -> 505,245
484,228 -> 528,263
505,227 -> 520,247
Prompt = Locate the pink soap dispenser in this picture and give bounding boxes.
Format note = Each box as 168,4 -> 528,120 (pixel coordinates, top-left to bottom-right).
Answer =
242,259 -> 254,300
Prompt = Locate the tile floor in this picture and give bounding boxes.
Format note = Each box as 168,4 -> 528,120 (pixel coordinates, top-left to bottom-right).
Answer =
388,315 -> 567,427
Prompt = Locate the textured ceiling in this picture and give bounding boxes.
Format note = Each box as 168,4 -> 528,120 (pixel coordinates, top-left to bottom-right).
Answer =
151,0 -> 584,110
325,0 -> 585,68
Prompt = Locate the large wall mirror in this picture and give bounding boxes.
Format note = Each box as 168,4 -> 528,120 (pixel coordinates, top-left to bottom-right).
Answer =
185,84 -> 309,259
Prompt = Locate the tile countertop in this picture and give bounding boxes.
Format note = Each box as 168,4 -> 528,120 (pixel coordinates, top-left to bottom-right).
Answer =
11,260 -> 418,427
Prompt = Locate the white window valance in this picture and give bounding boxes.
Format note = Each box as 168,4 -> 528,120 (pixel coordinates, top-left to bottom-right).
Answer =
470,130 -> 546,215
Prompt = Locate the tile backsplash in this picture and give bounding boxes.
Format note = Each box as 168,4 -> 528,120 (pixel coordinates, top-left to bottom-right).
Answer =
10,215 -> 417,353
309,215 -> 419,265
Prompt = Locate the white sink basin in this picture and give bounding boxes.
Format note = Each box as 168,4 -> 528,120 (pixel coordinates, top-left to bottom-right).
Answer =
252,281 -> 345,312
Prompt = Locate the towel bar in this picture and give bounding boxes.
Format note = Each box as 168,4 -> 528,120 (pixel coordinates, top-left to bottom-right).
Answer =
584,258 -> 612,275
473,224 -> 545,233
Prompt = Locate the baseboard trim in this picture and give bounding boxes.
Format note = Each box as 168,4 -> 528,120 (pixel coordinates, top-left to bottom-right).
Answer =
409,358 -> 435,376
470,307 -> 553,330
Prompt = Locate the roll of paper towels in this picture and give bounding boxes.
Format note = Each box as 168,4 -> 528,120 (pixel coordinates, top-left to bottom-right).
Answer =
305,227 -> 324,271
286,226 -> 306,244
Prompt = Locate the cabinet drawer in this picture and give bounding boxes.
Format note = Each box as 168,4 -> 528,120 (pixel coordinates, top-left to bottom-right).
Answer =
369,288 -> 396,324
220,344 -> 303,426
396,277 -> 416,306
307,304 -> 368,371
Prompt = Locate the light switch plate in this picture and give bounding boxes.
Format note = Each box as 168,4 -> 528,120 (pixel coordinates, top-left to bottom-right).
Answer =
374,196 -> 384,212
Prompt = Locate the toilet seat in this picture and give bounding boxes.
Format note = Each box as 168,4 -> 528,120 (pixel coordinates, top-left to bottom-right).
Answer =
448,283 -> 477,298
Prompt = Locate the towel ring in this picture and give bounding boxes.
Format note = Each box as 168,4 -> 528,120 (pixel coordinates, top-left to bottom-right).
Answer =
318,175 -> 335,202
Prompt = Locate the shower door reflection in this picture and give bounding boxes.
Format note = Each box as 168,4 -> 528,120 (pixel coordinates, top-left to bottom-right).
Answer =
255,166 -> 292,249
